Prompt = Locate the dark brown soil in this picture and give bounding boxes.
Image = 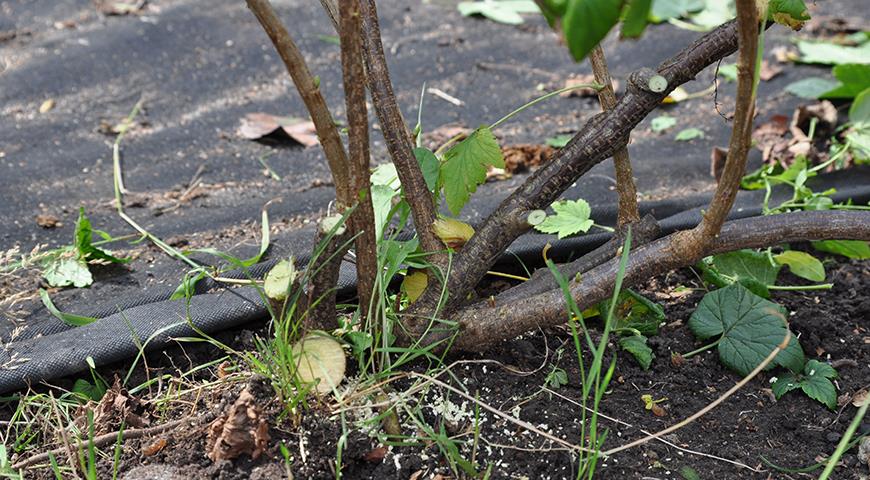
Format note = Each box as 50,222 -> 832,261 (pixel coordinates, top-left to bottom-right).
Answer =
9,252 -> 867,480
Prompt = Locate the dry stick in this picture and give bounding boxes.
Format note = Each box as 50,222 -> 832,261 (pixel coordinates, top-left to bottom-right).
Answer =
602,329 -> 789,457
676,0 -> 758,257
449,210 -> 870,350
358,0 -> 444,257
13,418 -> 193,470
588,45 -> 640,227
340,0 -> 379,321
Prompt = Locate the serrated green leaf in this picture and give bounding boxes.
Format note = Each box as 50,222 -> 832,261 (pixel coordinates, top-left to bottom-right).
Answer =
413,147 -> 440,193
812,240 -> 870,259
768,0 -> 810,30
773,251 -> 825,282
771,371 -> 802,398
785,77 -> 841,99
675,127 -> 703,141
621,0 -> 652,38
650,115 -> 677,132
563,0 -> 622,61
821,64 -> 870,99
440,126 -> 504,215
797,40 -> 870,65
801,372 -> 837,409
804,359 -> 837,379
688,283 -> 804,376
43,255 -> 93,288
533,199 -> 594,239
619,335 -> 654,370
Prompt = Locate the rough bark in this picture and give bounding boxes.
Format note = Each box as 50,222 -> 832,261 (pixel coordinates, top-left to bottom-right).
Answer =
340,0 -> 379,320
447,210 -> 870,350
358,0 -> 444,258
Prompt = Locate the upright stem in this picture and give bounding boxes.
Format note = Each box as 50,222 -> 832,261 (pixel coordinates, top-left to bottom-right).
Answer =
358,0 -> 444,258
340,0 -> 379,321
588,45 -> 640,227
245,0 -> 351,208
677,0 -> 758,256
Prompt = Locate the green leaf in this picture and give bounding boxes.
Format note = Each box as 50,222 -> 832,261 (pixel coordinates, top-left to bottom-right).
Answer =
608,289 -> 665,336
545,134 -> 573,148
440,126 -> 504,215
821,64 -> 870,99
43,255 -> 93,288
371,184 -> 399,240
773,251 -> 825,282
370,162 -> 401,190
773,359 -> 838,409
784,77 -> 841,99
75,208 -> 128,264
688,283 -> 804,376
812,240 -> 870,259
40,288 -> 98,326
717,63 -> 738,82
703,249 -> 781,295
413,147 -> 440,193
850,87 -> 870,126
533,199 -> 594,239
537,0 -> 569,27
457,0 -> 540,25
621,0 -> 652,38
771,371 -> 802,398
563,0 -> 623,61
71,379 -> 106,402
170,270 -> 207,301
650,115 -> 677,132
619,335 -> 654,370
649,0 -> 704,23
767,0 -> 810,30
675,127 -> 703,141
797,40 -> 870,65
687,1 -> 734,30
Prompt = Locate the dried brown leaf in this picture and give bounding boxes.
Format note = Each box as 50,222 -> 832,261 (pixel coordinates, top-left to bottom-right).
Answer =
239,113 -> 319,147
142,438 -> 167,457
36,214 -> 61,229
206,387 -> 270,461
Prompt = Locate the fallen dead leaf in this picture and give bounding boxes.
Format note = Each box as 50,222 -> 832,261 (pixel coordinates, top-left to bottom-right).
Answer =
502,144 -> 554,174
758,60 -> 783,81
36,214 -> 61,229
363,446 -> 388,463
423,123 -> 470,151
206,386 -> 270,461
751,114 -> 790,164
142,438 -> 167,457
561,74 -> 619,98
650,403 -> 667,417
671,353 -> 685,367
239,113 -> 319,147
853,389 -> 869,407
80,376 -> 149,436
94,0 -> 147,15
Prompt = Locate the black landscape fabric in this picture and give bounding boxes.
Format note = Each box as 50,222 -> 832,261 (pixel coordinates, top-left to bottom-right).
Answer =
1,0 -> 868,394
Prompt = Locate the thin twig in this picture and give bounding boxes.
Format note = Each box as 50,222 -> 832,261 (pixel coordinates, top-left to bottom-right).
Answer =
588,45 -> 640,227
13,417 -> 196,470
